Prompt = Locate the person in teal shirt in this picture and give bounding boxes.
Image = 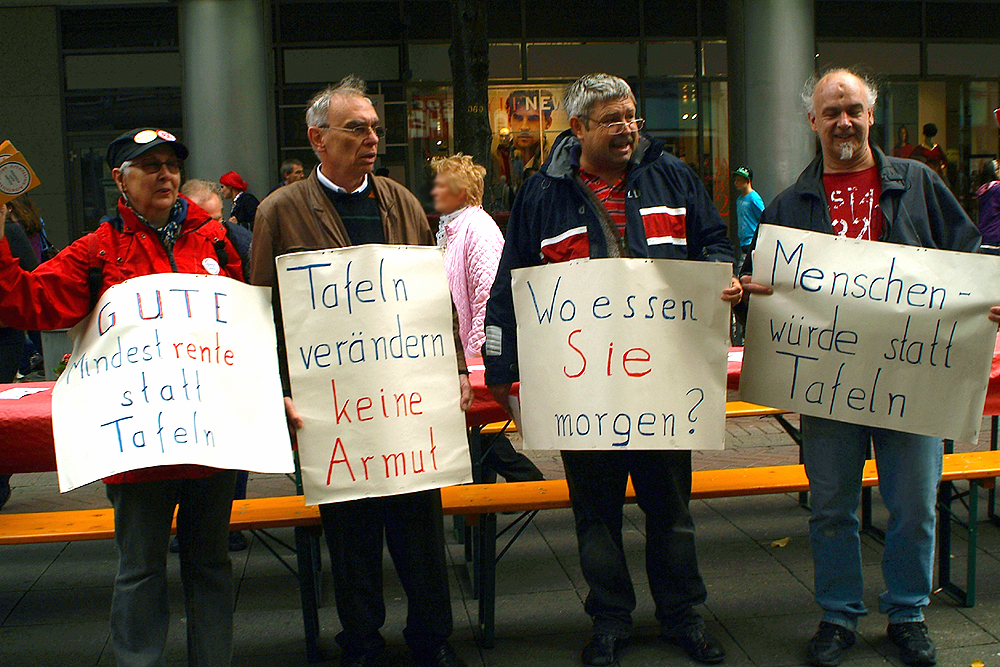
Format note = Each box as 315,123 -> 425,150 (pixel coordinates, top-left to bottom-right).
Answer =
734,165 -> 764,255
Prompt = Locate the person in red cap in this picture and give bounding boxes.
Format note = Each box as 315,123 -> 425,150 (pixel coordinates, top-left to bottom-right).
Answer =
219,170 -> 259,232
0,127 -> 245,666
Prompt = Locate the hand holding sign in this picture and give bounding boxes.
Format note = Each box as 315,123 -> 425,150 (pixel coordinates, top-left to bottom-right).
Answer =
741,225 -> 1000,442
276,245 -> 471,505
0,141 -> 41,207
51,273 -> 294,491
512,258 -> 732,450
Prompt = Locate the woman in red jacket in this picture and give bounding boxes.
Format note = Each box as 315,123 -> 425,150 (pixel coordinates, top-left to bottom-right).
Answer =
0,128 -> 243,666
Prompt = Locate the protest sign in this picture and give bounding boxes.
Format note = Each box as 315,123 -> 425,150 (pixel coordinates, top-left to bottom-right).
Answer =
741,225 -> 1000,442
0,141 -> 41,206
51,273 -> 294,492
512,258 -> 732,450
276,246 -> 471,505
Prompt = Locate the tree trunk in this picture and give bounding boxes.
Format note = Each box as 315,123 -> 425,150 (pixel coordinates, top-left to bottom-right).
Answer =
448,0 -> 494,209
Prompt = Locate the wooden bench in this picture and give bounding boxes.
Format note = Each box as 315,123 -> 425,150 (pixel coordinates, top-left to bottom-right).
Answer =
2,404 -> 998,660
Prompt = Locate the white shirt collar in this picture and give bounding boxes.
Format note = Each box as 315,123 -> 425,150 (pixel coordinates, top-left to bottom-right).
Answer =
439,206 -> 469,228
317,168 -> 369,194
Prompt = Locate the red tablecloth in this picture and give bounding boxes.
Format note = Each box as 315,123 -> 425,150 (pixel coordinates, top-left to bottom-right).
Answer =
0,382 -> 56,474
6,343 -> 1000,475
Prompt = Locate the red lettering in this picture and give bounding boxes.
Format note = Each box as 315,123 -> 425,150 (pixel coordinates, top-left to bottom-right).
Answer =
327,437 -> 355,483
332,379 -> 351,424
430,427 -> 437,470
410,392 -> 423,415
186,343 -> 197,360
606,341 -> 614,376
357,396 -> 373,421
361,455 -> 375,480
622,347 -> 651,377
564,329 -> 586,378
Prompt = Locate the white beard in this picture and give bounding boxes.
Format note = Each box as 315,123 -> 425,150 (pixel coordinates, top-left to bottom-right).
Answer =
837,140 -> 859,161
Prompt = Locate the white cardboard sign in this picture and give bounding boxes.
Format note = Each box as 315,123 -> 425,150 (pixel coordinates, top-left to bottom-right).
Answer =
512,258 -> 732,450
276,246 -> 471,505
741,225 -> 1000,442
51,274 -> 294,491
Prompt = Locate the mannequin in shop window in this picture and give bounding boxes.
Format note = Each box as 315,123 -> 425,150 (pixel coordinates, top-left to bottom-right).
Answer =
913,123 -> 947,179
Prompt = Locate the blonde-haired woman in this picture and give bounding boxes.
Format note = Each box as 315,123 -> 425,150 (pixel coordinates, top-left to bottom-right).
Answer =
431,154 -> 543,483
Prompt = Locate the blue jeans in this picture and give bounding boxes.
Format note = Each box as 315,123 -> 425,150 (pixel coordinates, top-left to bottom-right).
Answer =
801,416 -> 942,630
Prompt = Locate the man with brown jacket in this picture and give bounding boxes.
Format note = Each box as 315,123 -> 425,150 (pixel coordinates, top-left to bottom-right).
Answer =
251,75 -> 472,667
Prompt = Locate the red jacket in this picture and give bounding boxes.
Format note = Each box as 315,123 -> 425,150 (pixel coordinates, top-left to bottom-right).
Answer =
0,195 -> 244,484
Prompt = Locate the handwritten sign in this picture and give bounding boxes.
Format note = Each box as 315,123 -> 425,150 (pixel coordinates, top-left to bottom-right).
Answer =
741,225 -> 1000,442
512,258 -> 732,450
51,274 -> 294,492
0,140 -> 41,206
276,246 -> 471,505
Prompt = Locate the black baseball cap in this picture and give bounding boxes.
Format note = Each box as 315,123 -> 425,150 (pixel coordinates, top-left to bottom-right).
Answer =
106,128 -> 189,169
733,166 -> 753,181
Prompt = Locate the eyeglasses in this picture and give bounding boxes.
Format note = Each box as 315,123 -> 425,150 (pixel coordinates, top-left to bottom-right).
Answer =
582,117 -> 645,135
125,158 -> 182,174
318,124 -> 387,139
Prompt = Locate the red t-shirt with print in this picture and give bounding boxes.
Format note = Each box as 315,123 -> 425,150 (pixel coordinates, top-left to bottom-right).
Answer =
823,166 -> 884,241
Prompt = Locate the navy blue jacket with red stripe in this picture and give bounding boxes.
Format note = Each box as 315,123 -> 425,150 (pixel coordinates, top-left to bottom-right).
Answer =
483,129 -> 734,385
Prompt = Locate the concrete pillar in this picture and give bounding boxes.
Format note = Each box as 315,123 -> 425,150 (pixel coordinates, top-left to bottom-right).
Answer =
179,0 -> 275,200
727,0 -> 816,208
0,7 -> 69,246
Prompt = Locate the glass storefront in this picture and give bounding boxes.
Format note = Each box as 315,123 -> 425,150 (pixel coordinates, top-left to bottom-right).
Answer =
53,1 -> 1000,243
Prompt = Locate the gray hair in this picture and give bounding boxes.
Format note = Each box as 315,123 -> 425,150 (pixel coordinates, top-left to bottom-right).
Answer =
563,73 -> 636,120
801,67 -> 878,114
180,178 -> 223,201
305,74 -> 371,128
280,158 -> 303,178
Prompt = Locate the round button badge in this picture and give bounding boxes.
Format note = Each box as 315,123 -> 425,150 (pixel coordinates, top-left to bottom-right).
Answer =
0,162 -> 31,197
202,257 -> 221,275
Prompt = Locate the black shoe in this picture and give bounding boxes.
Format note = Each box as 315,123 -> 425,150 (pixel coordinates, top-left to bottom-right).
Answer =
168,536 -> 180,553
806,622 -> 856,667
228,531 -> 248,551
341,652 -> 384,667
888,622 -> 936,666
581,634 -> 622,667
664,624 -> 726,665
0,475 -> 11,510
414,642 -> 466,667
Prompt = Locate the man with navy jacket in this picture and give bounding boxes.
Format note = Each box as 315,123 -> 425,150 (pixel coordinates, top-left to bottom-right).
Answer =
484,73 -> 742,667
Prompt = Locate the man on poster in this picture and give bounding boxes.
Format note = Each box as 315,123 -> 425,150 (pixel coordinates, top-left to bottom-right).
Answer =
495,89 -> 556,194
251,75 -> 472,667
740,68 -> 1000,667
485,73 -> 742,666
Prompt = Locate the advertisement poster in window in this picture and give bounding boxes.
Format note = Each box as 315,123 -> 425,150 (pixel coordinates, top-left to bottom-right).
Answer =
488,86 -> 570,204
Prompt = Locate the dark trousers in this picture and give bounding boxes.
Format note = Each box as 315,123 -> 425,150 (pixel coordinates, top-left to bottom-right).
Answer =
319,489 -> 453,660
233,470 -> 248,500
483,435 -> 544,482
561,450 -> 707,638
0,327 -> 25,383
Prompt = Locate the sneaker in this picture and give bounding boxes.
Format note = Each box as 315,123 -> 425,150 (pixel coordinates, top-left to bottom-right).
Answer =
888,622 -> 936,666
581,634 -> 622,667
806,621 -> 856,667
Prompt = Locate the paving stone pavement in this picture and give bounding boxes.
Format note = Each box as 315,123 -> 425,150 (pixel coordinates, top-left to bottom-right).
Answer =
3,415 -> 1000,666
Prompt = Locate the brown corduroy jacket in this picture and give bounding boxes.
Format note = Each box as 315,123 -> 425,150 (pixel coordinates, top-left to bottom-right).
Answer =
251,167 -> 467,395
